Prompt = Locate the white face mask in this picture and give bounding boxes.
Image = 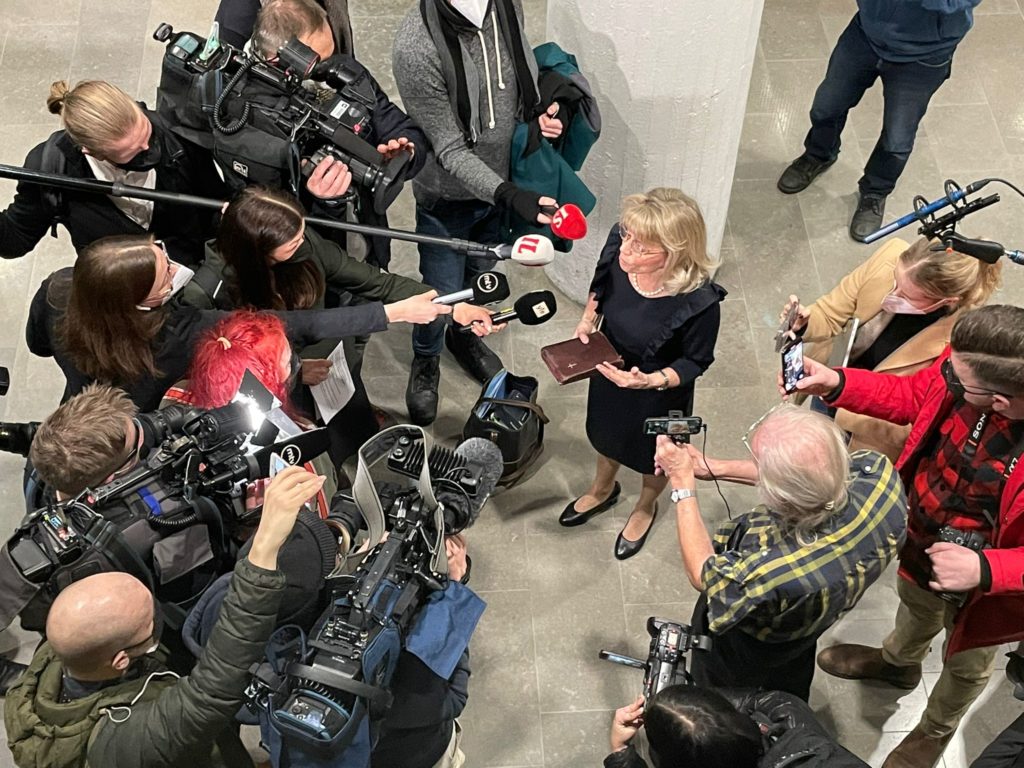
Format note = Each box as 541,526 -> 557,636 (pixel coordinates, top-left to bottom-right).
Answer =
451,0 -> 490,28
136,262 -> 195,311
880,292 -> 948,316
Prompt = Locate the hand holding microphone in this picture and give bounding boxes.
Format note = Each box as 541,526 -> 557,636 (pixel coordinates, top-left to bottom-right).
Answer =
384,290 -> 453,325
494,181 -> 557,224
460,290 -> 558,333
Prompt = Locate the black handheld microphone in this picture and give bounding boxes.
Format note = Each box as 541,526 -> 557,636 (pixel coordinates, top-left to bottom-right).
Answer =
252,428 -> 331,476
432,271 -> 511,306
460,290 -> 557,333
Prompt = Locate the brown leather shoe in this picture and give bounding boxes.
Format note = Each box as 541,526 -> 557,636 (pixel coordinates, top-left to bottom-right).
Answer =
816,644 -> 922,689
881,726 -> 954,768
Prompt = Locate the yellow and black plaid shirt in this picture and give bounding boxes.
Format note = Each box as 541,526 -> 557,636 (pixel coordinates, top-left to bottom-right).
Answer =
701,450 -> 908,642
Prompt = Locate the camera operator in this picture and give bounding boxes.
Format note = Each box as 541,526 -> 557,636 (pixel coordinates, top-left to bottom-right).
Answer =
788,304 -> 1024,768
3,466 -> 325,768
224,0 -> 427,269
215,0 -> 354,58
653,404 -> 907,701
0,79 -> 224,266
392,0 -> 562,425
605,685 -> 868,768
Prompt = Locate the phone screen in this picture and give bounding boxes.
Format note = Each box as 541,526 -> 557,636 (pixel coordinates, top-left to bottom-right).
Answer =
269,452 -> 288,478
782,341 -> 805,394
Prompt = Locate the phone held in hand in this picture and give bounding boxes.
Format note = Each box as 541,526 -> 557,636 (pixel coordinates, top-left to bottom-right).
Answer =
775,297 -> 800,353
781,340 -> 806,394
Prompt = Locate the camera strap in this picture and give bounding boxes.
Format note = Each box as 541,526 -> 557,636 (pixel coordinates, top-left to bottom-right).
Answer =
352,426 -> 447,577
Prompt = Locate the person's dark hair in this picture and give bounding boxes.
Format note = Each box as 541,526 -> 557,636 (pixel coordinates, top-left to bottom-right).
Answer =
644,686 -> 762,768
61,235 -> 164,383
950,305 -> 1024,397
217,186 -> 325,311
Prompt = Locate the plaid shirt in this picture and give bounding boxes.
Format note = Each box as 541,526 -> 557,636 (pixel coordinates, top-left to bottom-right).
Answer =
701,451 -> 907,642
901,401 -> 1024,588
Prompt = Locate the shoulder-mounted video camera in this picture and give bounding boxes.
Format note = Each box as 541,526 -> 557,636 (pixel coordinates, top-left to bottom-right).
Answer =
0,401 -> 328,632
600,617 -> 712,703
248,426 -> 499,757
153,23 -> 408,214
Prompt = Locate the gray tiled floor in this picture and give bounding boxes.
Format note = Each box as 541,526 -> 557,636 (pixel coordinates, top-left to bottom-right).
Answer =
1,1 -> 1024,767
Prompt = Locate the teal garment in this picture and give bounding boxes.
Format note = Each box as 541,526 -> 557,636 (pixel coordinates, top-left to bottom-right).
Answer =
507,42 -> 600,251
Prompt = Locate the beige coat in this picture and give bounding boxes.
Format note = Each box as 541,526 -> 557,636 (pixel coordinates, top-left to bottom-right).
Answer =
803,238 -> 958,462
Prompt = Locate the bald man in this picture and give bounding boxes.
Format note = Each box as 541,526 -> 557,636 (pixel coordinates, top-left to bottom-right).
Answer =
4,466 -> 326,768
652,404 -> 907,701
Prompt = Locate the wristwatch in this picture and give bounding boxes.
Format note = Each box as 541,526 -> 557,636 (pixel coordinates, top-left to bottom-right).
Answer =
670,488 -> 696,503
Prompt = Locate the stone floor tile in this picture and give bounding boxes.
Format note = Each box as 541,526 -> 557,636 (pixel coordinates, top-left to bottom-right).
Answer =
759,0 -> 832,62
540,710 -> 614,768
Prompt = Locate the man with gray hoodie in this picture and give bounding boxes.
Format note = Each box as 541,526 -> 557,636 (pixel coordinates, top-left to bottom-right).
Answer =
393,0 -> 561,426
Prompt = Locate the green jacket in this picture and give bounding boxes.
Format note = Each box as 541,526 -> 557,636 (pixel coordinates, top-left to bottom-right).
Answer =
5,558 -> 285,768
183,228 -> 427,312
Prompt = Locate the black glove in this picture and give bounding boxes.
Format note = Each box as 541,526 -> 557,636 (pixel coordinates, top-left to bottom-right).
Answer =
494,181 -> 543,223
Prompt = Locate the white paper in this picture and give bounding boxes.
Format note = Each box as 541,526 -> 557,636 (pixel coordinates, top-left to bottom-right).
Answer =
310,342 -> 355,424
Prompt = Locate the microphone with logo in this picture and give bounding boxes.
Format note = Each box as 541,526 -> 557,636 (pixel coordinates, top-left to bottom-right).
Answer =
489,235 -> 556,266
431,271 -> 511,306
459,290 -> 557,333
545,203 -> 588,241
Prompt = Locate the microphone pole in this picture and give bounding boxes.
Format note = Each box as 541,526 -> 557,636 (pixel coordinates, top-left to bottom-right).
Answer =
0,163 -> 498,258
863,179 -> 992,243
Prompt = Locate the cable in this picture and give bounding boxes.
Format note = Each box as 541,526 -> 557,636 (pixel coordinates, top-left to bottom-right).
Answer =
698,425 -> 733,520
988,177 -> 1024,200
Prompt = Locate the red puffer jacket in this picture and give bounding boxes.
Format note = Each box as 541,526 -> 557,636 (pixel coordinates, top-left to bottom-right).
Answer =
833,347 -> 1024,657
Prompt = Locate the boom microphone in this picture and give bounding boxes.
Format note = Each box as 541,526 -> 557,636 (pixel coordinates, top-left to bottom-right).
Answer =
461,290 -> 557,332
864,179 -> 992,243
437,438 -> 504,532
432,271 -> 510,306
549,204 -> 588,241
489,235 -> 556,266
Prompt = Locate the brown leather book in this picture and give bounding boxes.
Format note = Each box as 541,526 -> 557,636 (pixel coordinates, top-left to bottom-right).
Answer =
540,332 -> 624,385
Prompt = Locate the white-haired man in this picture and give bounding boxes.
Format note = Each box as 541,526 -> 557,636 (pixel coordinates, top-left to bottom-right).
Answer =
654,404 -> 907,701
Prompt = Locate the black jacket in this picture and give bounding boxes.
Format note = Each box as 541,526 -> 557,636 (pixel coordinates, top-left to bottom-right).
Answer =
604,689 -> 868,768
0,112 -> 225,266
26,267 -> 390,411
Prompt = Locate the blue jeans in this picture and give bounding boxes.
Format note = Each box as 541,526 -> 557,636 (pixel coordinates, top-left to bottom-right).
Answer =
412,198 -> 502,357
804,16 -> 952,198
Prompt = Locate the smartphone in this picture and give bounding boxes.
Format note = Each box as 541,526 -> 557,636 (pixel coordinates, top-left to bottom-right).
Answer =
775,297 -> 800,352
781,340 -> 805,394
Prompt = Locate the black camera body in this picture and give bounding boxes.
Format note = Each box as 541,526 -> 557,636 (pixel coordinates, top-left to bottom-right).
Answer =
644,412 -> 703,444
153,23 -> 408,214
250,428 -> 490,755
934,525 -> 987,607
600,617 -> 712,703
1,402 -> 280,632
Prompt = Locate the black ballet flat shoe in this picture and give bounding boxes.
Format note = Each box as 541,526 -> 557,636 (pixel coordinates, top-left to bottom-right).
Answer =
559,482 -> 621,527
614,504 -> 658,561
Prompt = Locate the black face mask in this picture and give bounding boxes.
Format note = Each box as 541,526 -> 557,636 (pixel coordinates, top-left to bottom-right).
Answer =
114,120 -> 163,172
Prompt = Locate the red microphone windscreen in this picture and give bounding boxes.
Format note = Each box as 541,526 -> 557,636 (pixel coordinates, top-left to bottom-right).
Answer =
550,204 -> 588,241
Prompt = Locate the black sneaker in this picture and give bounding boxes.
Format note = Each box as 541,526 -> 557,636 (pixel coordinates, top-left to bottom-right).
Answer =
777,153 -> 837,194
850,193 -> 886,243
406,355 -> 440,426
445,326 -> 503,384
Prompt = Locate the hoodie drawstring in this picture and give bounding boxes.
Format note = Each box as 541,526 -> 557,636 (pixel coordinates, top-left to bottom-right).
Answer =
475,28 -> 496,129
491,11 -> 506,90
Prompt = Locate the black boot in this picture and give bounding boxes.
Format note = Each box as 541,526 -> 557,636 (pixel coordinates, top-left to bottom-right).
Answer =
850,193 -> 886,242
445,326 -> 503,384
406,355 -> 441,426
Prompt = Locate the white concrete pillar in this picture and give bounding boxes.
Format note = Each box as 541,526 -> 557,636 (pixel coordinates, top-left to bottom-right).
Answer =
545,1 -> 765,302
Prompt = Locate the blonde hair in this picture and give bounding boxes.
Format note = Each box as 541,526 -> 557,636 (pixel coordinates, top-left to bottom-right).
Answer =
899,237 -> 1002,310
752,404 -> 850,545
46,80 -> 143,154
619,188 -> 718,295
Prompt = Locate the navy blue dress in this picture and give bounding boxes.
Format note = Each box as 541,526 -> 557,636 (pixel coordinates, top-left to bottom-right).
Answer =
586,226 -> 725,474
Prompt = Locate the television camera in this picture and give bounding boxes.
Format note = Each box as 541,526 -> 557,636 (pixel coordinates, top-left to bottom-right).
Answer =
154,22 -> 408,214
247,426 -> 499,756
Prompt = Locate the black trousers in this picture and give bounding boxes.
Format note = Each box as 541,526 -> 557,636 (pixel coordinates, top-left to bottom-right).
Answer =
972,712 -> 1024,768
689,594 -> 823,702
